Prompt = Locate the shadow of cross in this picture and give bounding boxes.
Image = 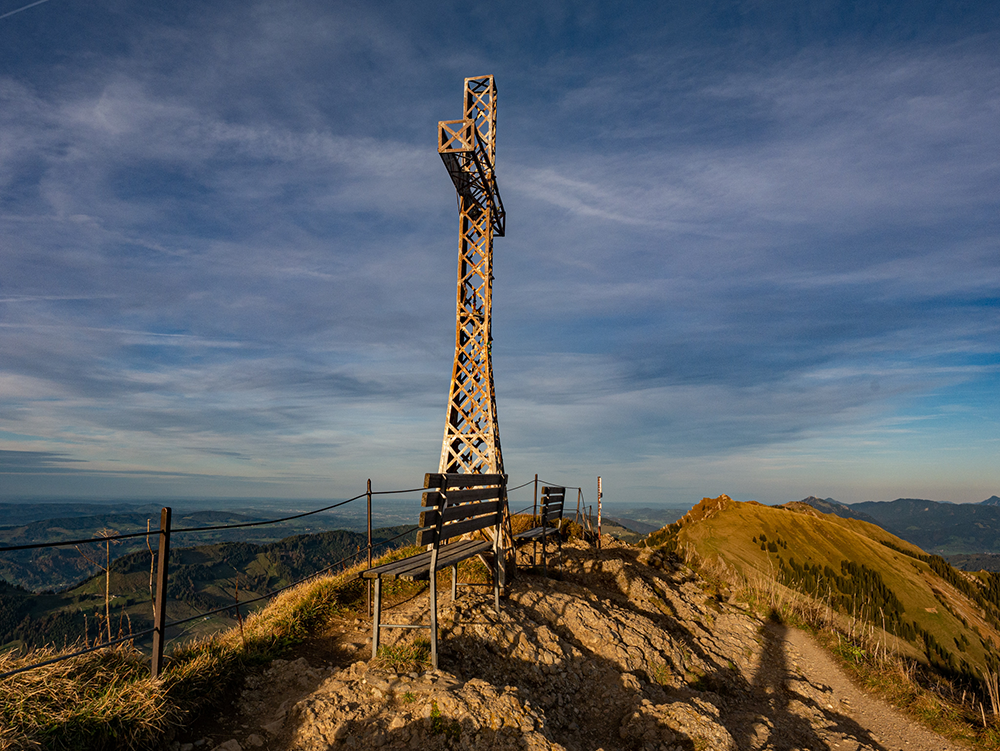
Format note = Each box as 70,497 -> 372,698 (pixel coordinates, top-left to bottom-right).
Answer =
727,620 -> 888,751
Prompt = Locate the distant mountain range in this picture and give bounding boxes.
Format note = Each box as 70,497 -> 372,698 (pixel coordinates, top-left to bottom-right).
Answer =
799,495 -> 1000,558
797,497 -> 880,525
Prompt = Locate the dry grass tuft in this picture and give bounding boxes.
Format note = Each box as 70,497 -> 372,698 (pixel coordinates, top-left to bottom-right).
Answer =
0,643 -> 173,751
0,554 -> 392,750
371,639 -> 431,673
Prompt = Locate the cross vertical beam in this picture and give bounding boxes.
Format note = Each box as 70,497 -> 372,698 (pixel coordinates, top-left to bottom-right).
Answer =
437,75 -> 505,475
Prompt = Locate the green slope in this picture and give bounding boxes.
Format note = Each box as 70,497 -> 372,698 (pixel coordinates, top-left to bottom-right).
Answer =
652,495 -> 1000,679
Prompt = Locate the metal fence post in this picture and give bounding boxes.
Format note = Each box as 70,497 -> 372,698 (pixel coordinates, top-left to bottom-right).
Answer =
597,476 -> 603,552
367,479 -> 373,617
151,506 -> 171,679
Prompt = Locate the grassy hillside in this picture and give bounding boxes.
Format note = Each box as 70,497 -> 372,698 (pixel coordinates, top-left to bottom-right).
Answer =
649,495 -> 1000,680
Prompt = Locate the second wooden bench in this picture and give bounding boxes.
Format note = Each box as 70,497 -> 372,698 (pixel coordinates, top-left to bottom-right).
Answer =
513,485 -> 565,574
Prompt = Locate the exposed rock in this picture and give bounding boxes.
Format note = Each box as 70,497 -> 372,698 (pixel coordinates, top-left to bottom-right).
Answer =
188,537 -> 960,751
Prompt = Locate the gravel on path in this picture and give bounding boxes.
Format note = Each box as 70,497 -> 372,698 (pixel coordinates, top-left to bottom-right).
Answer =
774,624 -> 966,751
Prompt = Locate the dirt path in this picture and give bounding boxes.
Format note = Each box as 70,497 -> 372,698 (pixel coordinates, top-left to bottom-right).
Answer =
768,624 -> 964,751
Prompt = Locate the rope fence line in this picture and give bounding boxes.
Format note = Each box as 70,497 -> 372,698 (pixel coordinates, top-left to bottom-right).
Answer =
0,526 -> 422,682
0,485 -> 432,554
0,473 -> 578,681
162,546 -> 369,631
506,478 -> 536,492
0,529 -> 164,554
169,493 -> 369,534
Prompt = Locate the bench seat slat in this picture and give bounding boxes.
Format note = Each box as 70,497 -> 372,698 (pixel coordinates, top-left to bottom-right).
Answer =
513,487 -> 565,554
513,527 -> 548,542
363,539 -> 490,580
433,539 -> 491,570
363,554 -> 432,579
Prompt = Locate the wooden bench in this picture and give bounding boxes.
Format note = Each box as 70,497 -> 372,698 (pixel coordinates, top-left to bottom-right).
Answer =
513,485 -> 565,574
363,472 -> 506,669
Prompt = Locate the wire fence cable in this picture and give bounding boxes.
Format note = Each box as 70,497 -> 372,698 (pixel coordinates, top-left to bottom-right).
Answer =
0,475 -> 552,680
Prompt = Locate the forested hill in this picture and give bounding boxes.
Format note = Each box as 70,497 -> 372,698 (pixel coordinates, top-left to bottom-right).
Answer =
0,525 -> 416,653
0,505 -> 369,592
851,498 -> 1000,554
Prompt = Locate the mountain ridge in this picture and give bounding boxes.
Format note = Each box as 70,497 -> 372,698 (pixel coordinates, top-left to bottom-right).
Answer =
652,494 -> 1000,679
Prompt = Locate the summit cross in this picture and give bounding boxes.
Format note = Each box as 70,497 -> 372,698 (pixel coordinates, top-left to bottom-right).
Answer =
436,75 -> 506,475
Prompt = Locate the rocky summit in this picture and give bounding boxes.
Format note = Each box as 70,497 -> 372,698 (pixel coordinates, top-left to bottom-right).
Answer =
177,537 -> 960,751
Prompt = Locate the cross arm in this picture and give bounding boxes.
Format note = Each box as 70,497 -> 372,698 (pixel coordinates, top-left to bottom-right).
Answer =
438,119 -> 505,237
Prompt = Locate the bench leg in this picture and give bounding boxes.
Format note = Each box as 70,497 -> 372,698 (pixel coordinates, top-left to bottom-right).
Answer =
371,578 -> 382,660
493,557 -> 500,612
451,564 -> 458,602
542,530 -> 548,576
430,568 -> 439,670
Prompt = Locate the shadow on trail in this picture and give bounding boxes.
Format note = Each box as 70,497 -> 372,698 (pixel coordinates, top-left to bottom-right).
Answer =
724,620 -> 887,751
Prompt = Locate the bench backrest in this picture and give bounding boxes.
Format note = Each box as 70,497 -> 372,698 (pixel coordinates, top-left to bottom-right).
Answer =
417,473 -> 507,547
540,486 -> 565,527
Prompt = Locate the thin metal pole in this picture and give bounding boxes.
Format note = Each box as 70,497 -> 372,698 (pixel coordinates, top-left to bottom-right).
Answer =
367,479 -> 373,617
576,488 -> 582,526
532,473 -> 538,565
151,506 -> 171,679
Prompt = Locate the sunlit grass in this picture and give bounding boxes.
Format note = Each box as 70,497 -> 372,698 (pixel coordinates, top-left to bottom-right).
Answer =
0,554 -> 382,750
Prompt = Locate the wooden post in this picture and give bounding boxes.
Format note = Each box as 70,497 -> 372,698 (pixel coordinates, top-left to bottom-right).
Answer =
151,506 -> 171,679
532,473 -> 538,565
576,488 -> 582,526
367,479 -> 373,617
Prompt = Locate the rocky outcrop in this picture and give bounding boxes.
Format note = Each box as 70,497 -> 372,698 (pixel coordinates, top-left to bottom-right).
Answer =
181,536 -> 956,751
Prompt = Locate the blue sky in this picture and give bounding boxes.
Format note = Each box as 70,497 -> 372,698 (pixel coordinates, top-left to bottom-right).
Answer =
1,0 -> 997,505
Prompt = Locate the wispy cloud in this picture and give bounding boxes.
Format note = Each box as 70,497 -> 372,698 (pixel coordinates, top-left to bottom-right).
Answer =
0,0 -> 52,22
0,1 -> 997,503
